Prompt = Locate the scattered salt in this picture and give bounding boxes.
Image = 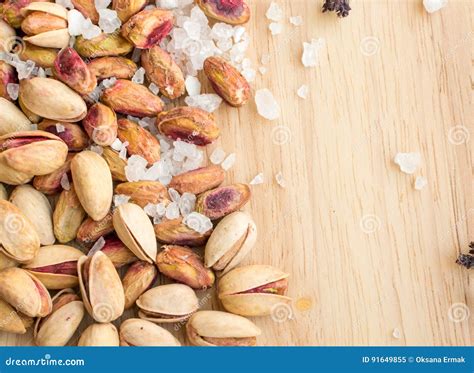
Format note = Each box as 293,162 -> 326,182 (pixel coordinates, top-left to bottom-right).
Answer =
88,237 -> 105,256
60,173 -> 70,190
55,123 -> 66,133
114,194 -> 130,207
269,22 -> 283,35
185,75 -> 201,96
414,176 -> 428,191
210,148 -> 226,165
185,94 -> 222,112
165,202 -> 180,220
394,152 -> 421,174
221,153 -> 236,171
179,192 -> 196,216
297,84 -> 309,99
132,67 -> 146,84
266,2 -> 284,21
67,9 -> 85,36
259,66 -> 267,75
95,0 -> 111,9
183,212 -> 213,234
98,9 -> 121,34
148,82 -> 160,95
423,0 -> 448,13
275,172 -> 286,188
392,328 -> 401,339
111,138 -> 123,151
255,88 -> 281,120
56,0 -> 74,9
6,83 -> 19,100
90,145 -> 103,155
290,16 -> 303,26
241,68 -> 256,82
250,173 -> 264,185
302,38 -> 325,67
118,141 -> 129,160
168,188 -> 181,203
212,23 -> 234,39
82,19 -> 102,40
125,155 -> 148,182
36,67 -> 46,78
157,0 -> 179,9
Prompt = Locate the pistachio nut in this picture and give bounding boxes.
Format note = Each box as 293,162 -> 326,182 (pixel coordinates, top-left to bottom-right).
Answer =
22,245 -> 84,289
74,31 -> 133,58
37,120 -> 89,152
18,94 -> 41,123
88,56 -> 137,80
34,288 -> 84,346
0,250 -> 17,271
101,79 -> 164,117
137,284 -> 198,324
19,77 -> 88,122
71,150 -> 113,221
0,183 -> 7,200
33,153 -> 73,195
99,235 -> 138,268
119,318 -> 180,346
0,298 -> 31,334
113,203 -> 157,263
169,165 -> 225,195
101,147 -> 127,182
117,119 -> 160,165
121,8 -> 173,49
156,245 -> 215,289
204,56 -> 251,107
141,46 -> 185,99
20,2 -> 69,49
154,218 -> 211,247
2,0 -> 49,28
76,212 -> 114,246
53,185 -> 86,243
156,106 -> 220,146
0,98 -> 32,136
0,267 -> 52,317
115,181 -> 168,208
186,310 -> 260,346
0,200 -> 39,263
196,0 -> 251,25
0,61 -> 17,101
78,323 -> 120,346
218,264 -> 291,317
53,47 -> 97,95
16,42 -> 58,69
0,130 -> 69,185
196,183 -> 251,220
9,184 -> 54,245
122,261 -> 157,309
205,211 -> 256,275
77,250 -> 125,323
112,0 -> 146,22
82,103 -> 118,147
71,0 -> 99,24
0,19 -> 16,52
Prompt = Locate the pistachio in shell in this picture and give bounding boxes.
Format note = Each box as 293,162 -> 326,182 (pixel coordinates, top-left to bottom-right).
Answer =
154,218 -> 211,247
0,19 -> 16,52
82,103 -> 118,147
74,31 -> 133,58
0,97 -> 32,136
1,0 -> 50,28
141,45 -> 185,99
0,200 -> 40,263
156,245 -> 215,290
117,119 -> 161,165
218,264 -> 292,317
186,310 -> 260,346
78,323 -> 120,346
22,245 -> 84,289
112,0 -> 147,22
119,318 -> 180,346
87,56 -> 137,80
205,211 -> 256,274
33,153 -> 73,195
71,150 -> 113,221
19,77 -> 87,122
77,250 -> 125,323
196,0 -> 250,25
137,284 -> 198,324
53,185 -> 87,243
115,181 -> 169,208
21,10 -> 67,35
76,212 -> 114,246
101,147 -> 127,182
53,47 -> 97,95
0,267 -> 52,318
18,94 -> 41,123
37,119 -> 89,152
112,203 -> 157,263
101,79 -> 164,118
122,261 -> 157,309
0,298 -> 31,334
121,8 -> 173,49
9,184 -> 54,246
34,288 -> 84,346
0,61 -> 17,101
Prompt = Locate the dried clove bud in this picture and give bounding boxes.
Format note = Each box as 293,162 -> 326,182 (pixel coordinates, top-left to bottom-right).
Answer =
456,242 -> 474,269
322,0 -> 351,18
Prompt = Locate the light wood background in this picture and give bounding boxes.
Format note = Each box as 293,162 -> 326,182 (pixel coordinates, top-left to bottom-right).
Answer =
2,0 -> 473,346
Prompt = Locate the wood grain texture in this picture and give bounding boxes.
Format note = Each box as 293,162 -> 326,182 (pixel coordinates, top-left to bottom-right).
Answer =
1,0 -> 472,346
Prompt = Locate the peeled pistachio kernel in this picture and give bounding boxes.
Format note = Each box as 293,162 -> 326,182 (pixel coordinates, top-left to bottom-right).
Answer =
196,0 -> 251,25
53,186 -> 86,244
122,261 -> 157,309
0,98 -> 32,136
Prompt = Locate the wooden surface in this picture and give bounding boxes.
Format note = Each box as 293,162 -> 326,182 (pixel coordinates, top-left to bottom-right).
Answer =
2,0 -> 473,346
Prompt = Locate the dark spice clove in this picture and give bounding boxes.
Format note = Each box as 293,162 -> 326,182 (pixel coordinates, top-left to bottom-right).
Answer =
322,0 -> 351,18
456,242 -> 474,269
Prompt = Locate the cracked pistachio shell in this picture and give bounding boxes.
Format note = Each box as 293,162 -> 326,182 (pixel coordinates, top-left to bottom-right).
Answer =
0,298 -> 30,334
19,78 -> 87,122
0,200 -> 40,263
0,131 -> 68,185
0,183 -> 7,200
22,245 -> 84,289
71,151 -> 113,221
34,288 -> 84,346
9,184 -> 54,245
205,211 -> 257,275
218,265 -> 291,317
0,267 -> 52,317
186,310 -> 260,347
137,284 -> 198,323
113,203 -> 157,263
78,323 -> 120,346
119,318 -> 180,346
77,251 -> 125,323
0,97 -> 32,136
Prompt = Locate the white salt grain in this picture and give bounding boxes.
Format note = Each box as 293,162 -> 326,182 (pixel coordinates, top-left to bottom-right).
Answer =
266,2 -> 284,21
269,22 -> 283,35
290,16 -> 303,26
241,68 -> 256,82
55,123 -> 65,133
423,0 -> 448,13
56,0 -> 74,9
148,83 -> 160,95
132,67 -> 146,84
60,173 -> 70,190
414,176 -> 428,190
179,192 -> 196,216
275,172 -> 286,188
88,237 -> 105,256
119,141 -> 129,160
6,83 -> 19,100
297,84 -> 309,99
255,88 -> 281,120
185,94 -> 222,112
90,145 -> 103,155
68,9 -> 86,36
168,188 -> 181,203
184,212 -> 212,234
302,38 -> 325,67
165,202 -> 180,219
158,0 -> 179,9
221,153 -> 236,171
210,148 -> 226,165
114,194 -> 130,207
111,138 -> 123,151
394,152 -> 421,174
95,0 -> 111,9
259,66 -> 267,75
249,173 -> 264,185
185,75 -> 201,96
392,328 -> 401,339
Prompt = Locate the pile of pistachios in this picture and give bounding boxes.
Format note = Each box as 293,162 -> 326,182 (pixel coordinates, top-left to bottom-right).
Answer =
0,0 -> 292,346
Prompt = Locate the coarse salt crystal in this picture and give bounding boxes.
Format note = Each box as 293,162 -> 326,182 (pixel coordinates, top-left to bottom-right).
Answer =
210,148 -> 226,165
95,0 -> 111,9
302,38 -> 325,67
148,82 -> 160,95
168,187 -> 181,203
185,94 -> 222,112
6,83 -> 19,100
114,194 -> 130,207
56,0 -> 74,9
179,192 -> 196,216
185,75 -> 201,96
111,138 -> 123,151
60,173 -> 70,190
255,88 -> 281,120
241,68 -> 256,82
165,201 -> 180,219
259,66 -> 267,75
82,19 -> 102,40
68,9 -> 86,36
250,173 -> 264,185
119,141 -> 129,160
132,67 -> 146,84
423,0 -> 448,13
90,145 -> 103,155
414,176 -> 428,190
394,152 -> 421,174
266,2 -> 284,21
221,153 -> 236,171
55,123 -> 66,133
297,84 -> 309,99
275,172 -> 286,188
269,22 -> 283,35
125,155 -> 148,182
183,212 -> 212,234
158,0 -> 179,9
290,16 -> 303,26
98,9 -> 121,34
88,237 -> 105,256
